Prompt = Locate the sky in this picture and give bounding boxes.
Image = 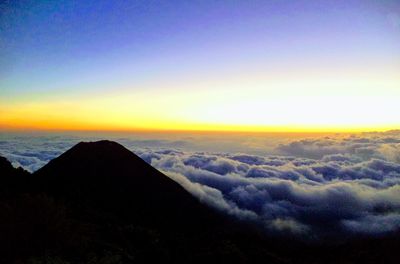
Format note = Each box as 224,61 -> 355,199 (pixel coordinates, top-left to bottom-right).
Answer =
1,0 -> 400,132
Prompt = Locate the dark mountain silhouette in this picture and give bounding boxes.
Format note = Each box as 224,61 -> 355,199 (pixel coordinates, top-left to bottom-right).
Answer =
0,140 -> 399,264
0,156 -> 30,194
0,156 -> 28,178
34,140 -> 218,230
0,156 -> 16,175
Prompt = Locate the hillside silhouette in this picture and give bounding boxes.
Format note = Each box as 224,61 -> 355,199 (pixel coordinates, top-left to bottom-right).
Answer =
34,140 -> 218,230
0,141 -> 399,264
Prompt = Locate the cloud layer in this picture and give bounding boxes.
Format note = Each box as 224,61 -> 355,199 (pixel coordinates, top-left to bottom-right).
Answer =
1,131 -> 400,238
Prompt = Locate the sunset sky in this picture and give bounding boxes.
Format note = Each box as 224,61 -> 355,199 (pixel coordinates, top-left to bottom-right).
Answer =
1,0 -> 399,132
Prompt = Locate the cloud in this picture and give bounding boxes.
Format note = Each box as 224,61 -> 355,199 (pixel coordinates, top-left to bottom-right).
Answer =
276,139 -> 345,159
137,131 -> 400,237
342,213 -> 400,234
1,131 -> 400,238
270,218 -> 310,235
378,144 -> 400,163
0,136 -> 78,172
166,171 -> 258,221
275,132 -> 400,161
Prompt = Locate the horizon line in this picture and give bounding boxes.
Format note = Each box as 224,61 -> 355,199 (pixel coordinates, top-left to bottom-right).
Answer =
1,126 -> 399,135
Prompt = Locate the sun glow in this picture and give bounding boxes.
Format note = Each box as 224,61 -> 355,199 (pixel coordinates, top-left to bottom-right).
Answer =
1,81 -> 399,133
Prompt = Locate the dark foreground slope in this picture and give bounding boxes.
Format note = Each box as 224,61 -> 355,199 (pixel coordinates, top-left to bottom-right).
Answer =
0,156 -> 30,194
1,141 -> 399,264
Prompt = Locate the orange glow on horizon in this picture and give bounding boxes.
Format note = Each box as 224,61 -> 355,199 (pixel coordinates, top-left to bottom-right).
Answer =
1,80 -> 399,134
0,118 -> 397,134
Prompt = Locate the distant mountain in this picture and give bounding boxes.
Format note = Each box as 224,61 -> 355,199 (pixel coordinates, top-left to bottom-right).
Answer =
0,141 -> 399,264
34,140 -> 218,230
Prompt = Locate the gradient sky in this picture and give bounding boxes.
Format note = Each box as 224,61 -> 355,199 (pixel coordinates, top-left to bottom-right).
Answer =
1,0 -> 399,132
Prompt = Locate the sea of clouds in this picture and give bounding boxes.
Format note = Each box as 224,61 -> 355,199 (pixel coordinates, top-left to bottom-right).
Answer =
1,130 -> 400,238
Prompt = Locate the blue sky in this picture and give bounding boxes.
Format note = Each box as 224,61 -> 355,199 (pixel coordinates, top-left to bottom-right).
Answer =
1,0 -> 399,131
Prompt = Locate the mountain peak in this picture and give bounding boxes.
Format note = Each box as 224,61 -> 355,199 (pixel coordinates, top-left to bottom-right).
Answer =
33,140 -> 217,228
73,140 -> 127,150
35,140 -> 171,184
65,140 -> 135,158
38,140 -> 147,174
